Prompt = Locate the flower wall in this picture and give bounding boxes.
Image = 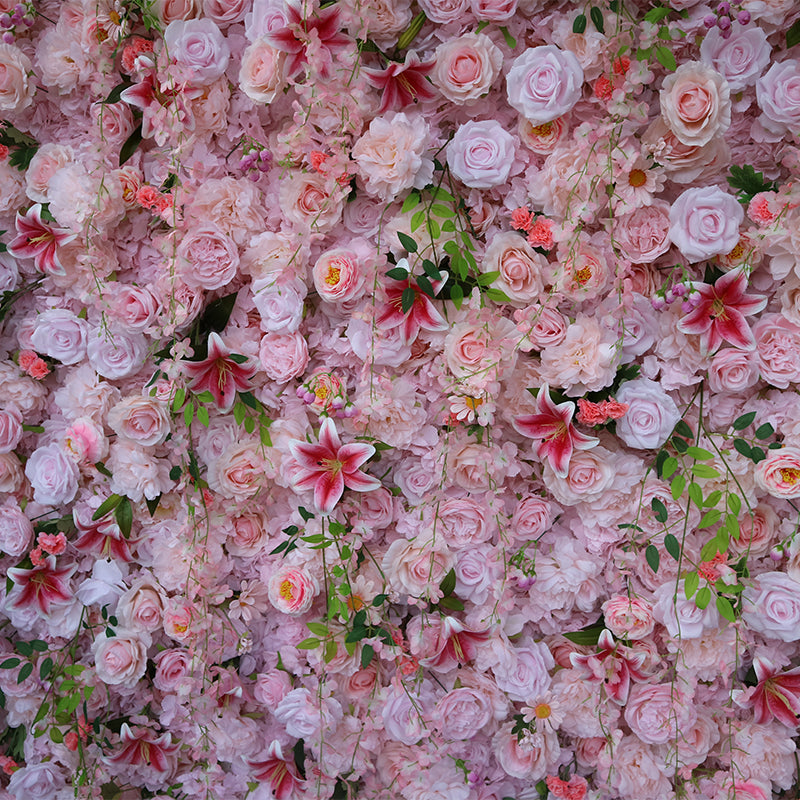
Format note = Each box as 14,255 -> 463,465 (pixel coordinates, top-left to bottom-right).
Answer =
1,0 -> 800,799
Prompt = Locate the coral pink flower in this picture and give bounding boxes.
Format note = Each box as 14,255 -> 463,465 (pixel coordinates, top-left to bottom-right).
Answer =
737,656 -> 800,727
183,332 -> 256,412
37,532 -> 67,556
248,741 -> 304,800
377,264 -> 449,344
7,555 -> 75,615
514,384 -> 598,478
266,4 -> 350,80
363,51 -> 437,114
510,207 -> 533,232
677,267 -> 767,354
547,775 -> 588,800
288,417 -> 380,514
6,204 -> 76,276
104,724 -> 178,772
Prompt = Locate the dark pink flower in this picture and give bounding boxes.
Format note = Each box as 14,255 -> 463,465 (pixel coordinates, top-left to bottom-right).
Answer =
376,268 -> 449,345
363,51 -> 437,114
7,555 -> 75,616
183,332 -> 256,412
248,741 -> 304,800
677,267 -> 767,354
6,204 -> 76,276
514,384 -> 598,477
266,4 -> 350,80
73,507 -> 132,563
288,417 -> 380,514
738,656 -> 800,727
419,617 -> 490,672
104,724 -> 178,772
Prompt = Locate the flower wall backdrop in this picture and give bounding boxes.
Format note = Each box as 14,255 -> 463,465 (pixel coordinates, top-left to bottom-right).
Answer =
0,0 -> 799,799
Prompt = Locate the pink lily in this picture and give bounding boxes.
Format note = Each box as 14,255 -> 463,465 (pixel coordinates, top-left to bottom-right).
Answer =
248,741 -> 304,800
105,724 -> 179,772
513,384 -> 598,478
288,417 -> 380,514
735,656 -> 800,728
6,204 -> 76,276
266,4 -> 351,80
677,267 -> 767,354
569,630 -> 649,705
8,555 -> 76,616
363,51 -> 437,114
73,506 -> 132,563
377,266 -> 449,345
419,617 -> 491,672
183,332 -> 256,412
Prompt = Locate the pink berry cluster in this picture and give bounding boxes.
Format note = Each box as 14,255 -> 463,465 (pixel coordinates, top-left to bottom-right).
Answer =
650,280 -> 700,312
703,2 -> 751,38
238,147 -> 272,182
0,3 -> 35,43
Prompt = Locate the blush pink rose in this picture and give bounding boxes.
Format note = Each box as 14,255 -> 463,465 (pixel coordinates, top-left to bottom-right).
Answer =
116,581 -> 166,633
153,648 -> 192,692
239,39 -> 286,103
742,572 -> 800,641
614,378 -> 681,450
254,669 -> 292,706
0,499 -> 33,557
668,186 -> 743,263
25,143 -> 73,204
0,406 -> 22,453
659,61 -> 731,147
203,0 -> 249,25
177,224 -> 239,291
624,684 -> 696,745
109,284 -> 160,331
700,23 -> 770,93
0,42 -> 34,114
226,510 -> 270,557
416,0 -> 469,24
730,504 -> 776,556
93,630 -> 150,687
447,120 -> 516,189
432,33 -> 503,105
470,0 -> 516,20
753,314 -> 800,389
757,60 -> 800,136
164,18 -> 229,85
613,202 -> 672,263
602,596 -> 655,640
267,565 -> 319,615
279,170 -> 346,234
107,396 -> 171,447
506,45 -> 584,125
708,348 -> 759,394
437,497 -> 491,549
25,444 -> 80,507
482,232 -> 545,302
511,495 -> 556,541
259,332 -> 309,383
383,537 -> 454,599
30,309 -> 88,366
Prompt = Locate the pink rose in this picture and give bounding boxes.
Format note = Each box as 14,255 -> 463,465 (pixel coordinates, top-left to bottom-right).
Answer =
518,306 -> 567,350
7,763 -> 65,800
437,497 -> 491,549
757,60 -> 800,136
239,39 -> 286,103
177,224 -> 239,291
435,687 -> 493,739
164,19 -> 229,85
624,684 -> 696,745
163,598 -> 197,643
208,442 -> 267,500
254,669 -> 292,706
755,447 -> 800,499
30,308 -> 88,365
259,332 -> 309,383
107,396 -> 171,447
455,544 -> 496,603
470,0 -> 516,20
0,452 -> 23,494
93,629 -> 150,687
669,186 -> 743,263
153,648 -> 192,692
708,348 -> 759,394
493,724 -> 559,780
155,0 -> 200,23
432,33 -> 503,105
267,565 -> 319,615
492,643 -> 553,702
87,327 -> 147,380
700,23 -> 770,93
0,406 -> 22,453
730,504 -> 776,556
253,279 -> 305,334
116,581 -> 165,633
0,42 -> 34,114
279,170 -> 346,234
25,143 -> 73,204
613,202 -> 672,263
226,510 -> 270,557
742,572 -> 800,641
203,0 -> 249,26
312,238 -> 374,303
542,447 -> 616,506
653,579 -> 720,639
25,444 -> 79,506
614,378 -> 681,450
383,537 -> 454,599
602,596 -> 655,640
754,314 -> 800,389
506,46 -> 584,125
416,0 -> 469,24
659,61 -> 731,147
482,232 -> 545,303
511,495 -> 556,541
0,499 -> 33,557
109,284 -> 160,331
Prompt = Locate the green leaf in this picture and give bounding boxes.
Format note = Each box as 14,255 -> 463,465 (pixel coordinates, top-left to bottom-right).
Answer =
244,416 -> 256,434
687,482 -> 703,506
484,288 -> 511,303
306,622 -> 328,637
401,287 -> 415,313
194,391 -> 215,404
299,506 -> 315,521
439,568 -> 457,597
733,438 -> 752,458
439,596 -> 465,611
18,662 -> 32,683
476,270 -> 500,286
672,436 -> 688,453
590,6 -> 605,33
698,509 -> 722,529
727,494 -> 742,514
643,6 -> 671,23
675,420 -> 693,439
169,465 -> 182,481
430,203 -> 453,218
146,494 -> 161,517
788,18 -> 800,48
645,544 -> 660,573
92,494 -> 122,521
703,490 -> 722,508
39,657 -> 53,681
199,292 -> 238,336
427,218 -> 441,239
416,274 -> 435,298
700,537 -> 720,561
431,187 -> 456,202
716,595 -> 736,623
664,533 -> 680,561
691,464 -> 720,479
196,404 -> 210,427
727,164 -> 777,203
499,25 -> 517,48
0,658 -> 20,669
686,446 -> 713,460
397,232 -> 418,253
573,13 -> 587,33
732,412 -> 756,430
562,624 -> 604,646
386,267 -> 409,281
401,192 -> 420,213
695,586 -> 711,610
183,399 -> 195,427
119,123 -> 143,167
103,79 -> 133,105
232,402 -> 246,426
651,497 -> 668,523
661,456 -> 678,479
670,473 -> 686,501
655,45 -> 677,71
749,446 -> 766,464
755,423 -> 774,439
296,638 -> 321,649
410,210 -> 425,231
361,644 -> 375,669
115,498 -> 133,538
30,640 -> 47,652
396,10 -> 426,50
684,571 -> 699,599
449,283 -> 464,309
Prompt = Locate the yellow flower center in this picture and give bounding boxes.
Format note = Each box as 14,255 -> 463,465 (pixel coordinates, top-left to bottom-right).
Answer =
780,467 -> 800,485
279,579 -> 295,601
628,169 -> 647,188
465,397 -> 484,411
315,384 -> 330,400
532,122 -> 553,136
534,702 -> 551,719
325,266 -> 341,286
575,265 -> 592,286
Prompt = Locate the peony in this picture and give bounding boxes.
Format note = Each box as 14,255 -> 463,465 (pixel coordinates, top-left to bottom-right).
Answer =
614,378 -> 681,450
431,33 -> 503,105
754,447 -> 800,499
435,687 -> 493,739
0,43 -> 34,114
447,120 -> 516,190
754,313 -> 800,389
267,565 -> 319,615
669,186 -> 743,263
506,45 -> 584,125
659,61 -> 731,147
259,332 -> 308,383
624,684 -> 696,745
613,202 -> 672,264
351,112 -> 433,202
742,572 -> 800,641
164,18 -> 230,85
312,238 -> 373,303
176,224 -> 240,291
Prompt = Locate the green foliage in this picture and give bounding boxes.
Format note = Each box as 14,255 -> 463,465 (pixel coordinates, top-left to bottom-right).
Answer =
727,164 -> 777,205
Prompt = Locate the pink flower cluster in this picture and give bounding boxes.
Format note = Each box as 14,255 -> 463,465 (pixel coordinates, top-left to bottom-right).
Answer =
0,1 -> 800,799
